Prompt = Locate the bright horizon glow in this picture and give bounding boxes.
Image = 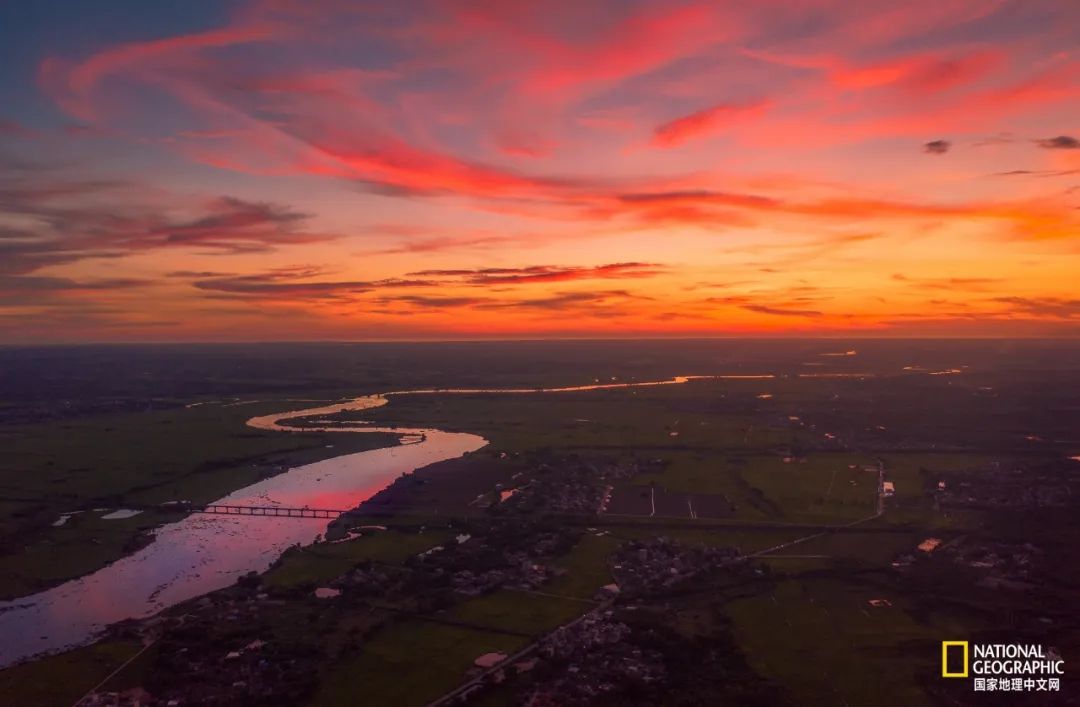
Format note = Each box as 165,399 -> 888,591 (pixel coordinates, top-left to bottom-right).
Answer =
1,0 -> 1078,342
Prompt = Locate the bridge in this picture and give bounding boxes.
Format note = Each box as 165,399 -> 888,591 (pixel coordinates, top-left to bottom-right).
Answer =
159,502 -> 351,519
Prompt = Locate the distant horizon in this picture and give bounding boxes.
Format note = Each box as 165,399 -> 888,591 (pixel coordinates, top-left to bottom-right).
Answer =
4,334 -> 1080,347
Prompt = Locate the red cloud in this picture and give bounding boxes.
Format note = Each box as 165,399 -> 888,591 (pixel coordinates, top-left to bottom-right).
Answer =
652,100 -> 771,148
11,0 -> 1080,342
34,0 -> 1080,211
597,188 -> 1080,240
829,50 -> 1002,94
518,3 -> 729,97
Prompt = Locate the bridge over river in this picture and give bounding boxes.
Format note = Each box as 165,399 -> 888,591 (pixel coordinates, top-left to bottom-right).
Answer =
155,502 -> 352,519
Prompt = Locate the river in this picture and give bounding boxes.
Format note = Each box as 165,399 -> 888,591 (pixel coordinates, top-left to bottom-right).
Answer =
0,375 -> 728,668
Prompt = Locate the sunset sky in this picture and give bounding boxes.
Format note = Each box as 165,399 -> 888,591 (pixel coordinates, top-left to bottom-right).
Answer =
1,0 -> 1078,341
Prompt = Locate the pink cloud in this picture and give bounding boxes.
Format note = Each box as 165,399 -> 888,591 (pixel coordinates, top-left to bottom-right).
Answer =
652,99 -> 771,148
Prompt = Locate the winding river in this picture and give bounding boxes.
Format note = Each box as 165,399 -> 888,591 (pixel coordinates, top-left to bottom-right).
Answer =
0,375 -> 730,668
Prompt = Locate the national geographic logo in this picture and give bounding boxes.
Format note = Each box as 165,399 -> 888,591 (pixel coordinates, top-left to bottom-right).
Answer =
942,641 -> 1064,693
943,641 -> 969,678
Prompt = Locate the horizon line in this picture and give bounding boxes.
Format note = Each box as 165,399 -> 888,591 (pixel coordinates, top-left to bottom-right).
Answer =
3,334 -> 1080,347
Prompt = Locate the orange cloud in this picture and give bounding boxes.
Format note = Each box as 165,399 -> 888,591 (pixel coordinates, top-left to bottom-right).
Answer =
406,262 -> 665,285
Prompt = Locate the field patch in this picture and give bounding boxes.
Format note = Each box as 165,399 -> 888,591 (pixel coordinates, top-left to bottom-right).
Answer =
311,621 -> 525,707
625,452 -> 878,523
726,577 -> 964,707
263,530 -> 450,588
447,589 -> 590,635
544,532 -> 622,599
0,640 -> 142,707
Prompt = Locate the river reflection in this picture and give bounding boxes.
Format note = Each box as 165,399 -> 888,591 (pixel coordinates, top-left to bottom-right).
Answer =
0,429 -> 483,668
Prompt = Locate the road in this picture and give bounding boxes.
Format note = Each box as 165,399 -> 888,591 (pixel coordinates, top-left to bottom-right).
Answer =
425,600 -> 614,707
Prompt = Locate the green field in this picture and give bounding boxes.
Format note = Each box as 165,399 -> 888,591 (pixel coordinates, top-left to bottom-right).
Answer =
0,509 -> 171,598
726,576 -> 971,707
878,452 -> 994,526
0,401 -> 398,599
447,589 -> 591,635
543,532 -> 621,598
782,528 -> 919,564
310,621 -> 526,707
362,382 -> 793,453
264,530 -> 450,589
629,451 -> 879,522
609,524 -> 821,554
0,640 -> 144,707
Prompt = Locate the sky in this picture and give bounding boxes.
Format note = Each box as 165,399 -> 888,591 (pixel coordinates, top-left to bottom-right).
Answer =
1,0 -> 1078,342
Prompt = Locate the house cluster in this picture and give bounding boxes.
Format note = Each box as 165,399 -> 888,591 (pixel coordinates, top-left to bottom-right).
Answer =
407,521 -> 578,598
79,688 -> 151,706
339,561 -> 411,597
945,539 -> 1041,591
448,556 -> 554,597
937,466 -> 1071,509
610,537 -> 738,595
893,537 -> 1041,591
86,593 -> 321,706
498,455 -> 659,515
530,611 -> 666,705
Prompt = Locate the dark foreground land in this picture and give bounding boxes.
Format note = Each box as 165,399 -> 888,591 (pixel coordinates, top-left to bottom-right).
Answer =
0,339 -> 1078,706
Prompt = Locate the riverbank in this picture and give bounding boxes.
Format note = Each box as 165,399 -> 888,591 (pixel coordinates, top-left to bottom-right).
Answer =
0,425 -> 482,668
0,399 -> 401,601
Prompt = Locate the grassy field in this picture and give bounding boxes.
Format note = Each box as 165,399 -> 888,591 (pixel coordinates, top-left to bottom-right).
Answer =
263,530 -> 451,589
726,576 -> 970,707
630,452 -> 751,497
627,451 -> 879,523
357,452 -> 525,517
447,589 -> 591,635
1,400 -> 399,517
362,382 -> 792,453
878,452 -> 994,526
778,528 -> 921,566
739,454 -> 878,521
0,401 -> 398,599
0,640 -> 144,707
0,509 -> 171,598
543,532 -> 621,598
609,523 -> 822,554
310,621 -> 526,707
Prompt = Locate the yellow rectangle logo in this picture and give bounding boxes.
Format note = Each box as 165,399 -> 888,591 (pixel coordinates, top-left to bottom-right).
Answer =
942,641 -> 969,678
